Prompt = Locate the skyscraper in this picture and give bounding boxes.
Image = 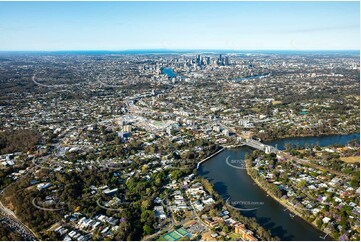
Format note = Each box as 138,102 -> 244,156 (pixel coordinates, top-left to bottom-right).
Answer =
196,55 -> 201,66
206,57 -> 211,65
225,56 -> 230,66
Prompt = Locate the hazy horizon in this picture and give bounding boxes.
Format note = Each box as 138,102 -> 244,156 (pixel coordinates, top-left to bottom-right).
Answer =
0,49 -> 359,53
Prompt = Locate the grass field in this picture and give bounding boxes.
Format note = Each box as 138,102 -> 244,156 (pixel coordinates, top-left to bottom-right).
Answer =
228,233 -> 242,240
340,156 -> 360,163
182,220 -> 196,227
272,100 -> 282,105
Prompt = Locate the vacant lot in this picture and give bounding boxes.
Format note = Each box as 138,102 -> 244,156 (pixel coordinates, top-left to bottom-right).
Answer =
340,156 -> 360,163
272,100 -> 282,105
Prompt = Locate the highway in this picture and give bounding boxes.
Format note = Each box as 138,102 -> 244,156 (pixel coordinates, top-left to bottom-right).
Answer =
0,156 -> 45,241
0,178 -> 39,241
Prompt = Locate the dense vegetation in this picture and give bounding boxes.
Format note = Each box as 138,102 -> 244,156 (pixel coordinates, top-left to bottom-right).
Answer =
0,164 -> 190,240
0,129 -> 41,155
0,224 -> 23,241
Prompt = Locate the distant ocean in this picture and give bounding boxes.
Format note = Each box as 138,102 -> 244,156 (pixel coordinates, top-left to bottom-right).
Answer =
0,49 -> 359,56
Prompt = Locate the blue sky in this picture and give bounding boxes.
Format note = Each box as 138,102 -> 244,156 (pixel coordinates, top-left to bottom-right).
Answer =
0,1 -> 359,51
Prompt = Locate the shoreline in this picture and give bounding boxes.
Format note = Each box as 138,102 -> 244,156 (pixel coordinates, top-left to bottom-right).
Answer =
261,131 -> 359,143
198,177 -> 278,241
196,143 -> 247,169
197,131 -> 359,170
197,133 -> 358,240
244,159 -> 332,240
196,147 -> 226,169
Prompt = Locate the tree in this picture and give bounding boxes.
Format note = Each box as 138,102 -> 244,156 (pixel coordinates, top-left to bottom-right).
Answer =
114,221 -> 130,240
141,210 -> 155,225
222,225 -> 229,233
297,180 -> 307,189
143,225 -> 153,236
209,208 -> 218,217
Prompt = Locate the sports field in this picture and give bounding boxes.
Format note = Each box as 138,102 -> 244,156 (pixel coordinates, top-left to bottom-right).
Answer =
159,227 -> 190,241
176,228 -> 188,236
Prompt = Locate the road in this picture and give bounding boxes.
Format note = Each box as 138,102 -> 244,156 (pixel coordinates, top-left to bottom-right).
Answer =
0,202 -> 38,241
0,156 -> 43,241
0,172 -> 39,240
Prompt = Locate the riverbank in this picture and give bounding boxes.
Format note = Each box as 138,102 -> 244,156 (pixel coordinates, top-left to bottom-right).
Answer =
199,133 -> 359,240
196,144 -> 246,169
197,177 -> 278,241
198,132 -> 359,170
262,131 -> 359,143
196,147 -> 225,169
244,159 -> 331,240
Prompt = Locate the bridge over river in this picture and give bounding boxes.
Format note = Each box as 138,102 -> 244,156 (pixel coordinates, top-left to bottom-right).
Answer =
196,139 -> 278,169
241,139 -> 279,153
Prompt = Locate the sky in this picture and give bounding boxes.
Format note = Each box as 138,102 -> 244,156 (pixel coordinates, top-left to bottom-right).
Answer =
0,1 -> 359,51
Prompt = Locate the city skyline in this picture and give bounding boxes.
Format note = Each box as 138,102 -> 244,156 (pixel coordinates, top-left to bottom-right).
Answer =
0,1 -> 359,51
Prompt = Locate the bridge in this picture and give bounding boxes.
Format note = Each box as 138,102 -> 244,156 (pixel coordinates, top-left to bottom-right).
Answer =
242,139 -> 279,154
215,121 -> 278,154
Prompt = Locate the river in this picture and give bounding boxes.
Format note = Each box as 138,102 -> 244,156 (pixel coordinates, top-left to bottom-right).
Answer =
233,73 -> 271,82
161,67 -> 177,78
199,133 -> 359,241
